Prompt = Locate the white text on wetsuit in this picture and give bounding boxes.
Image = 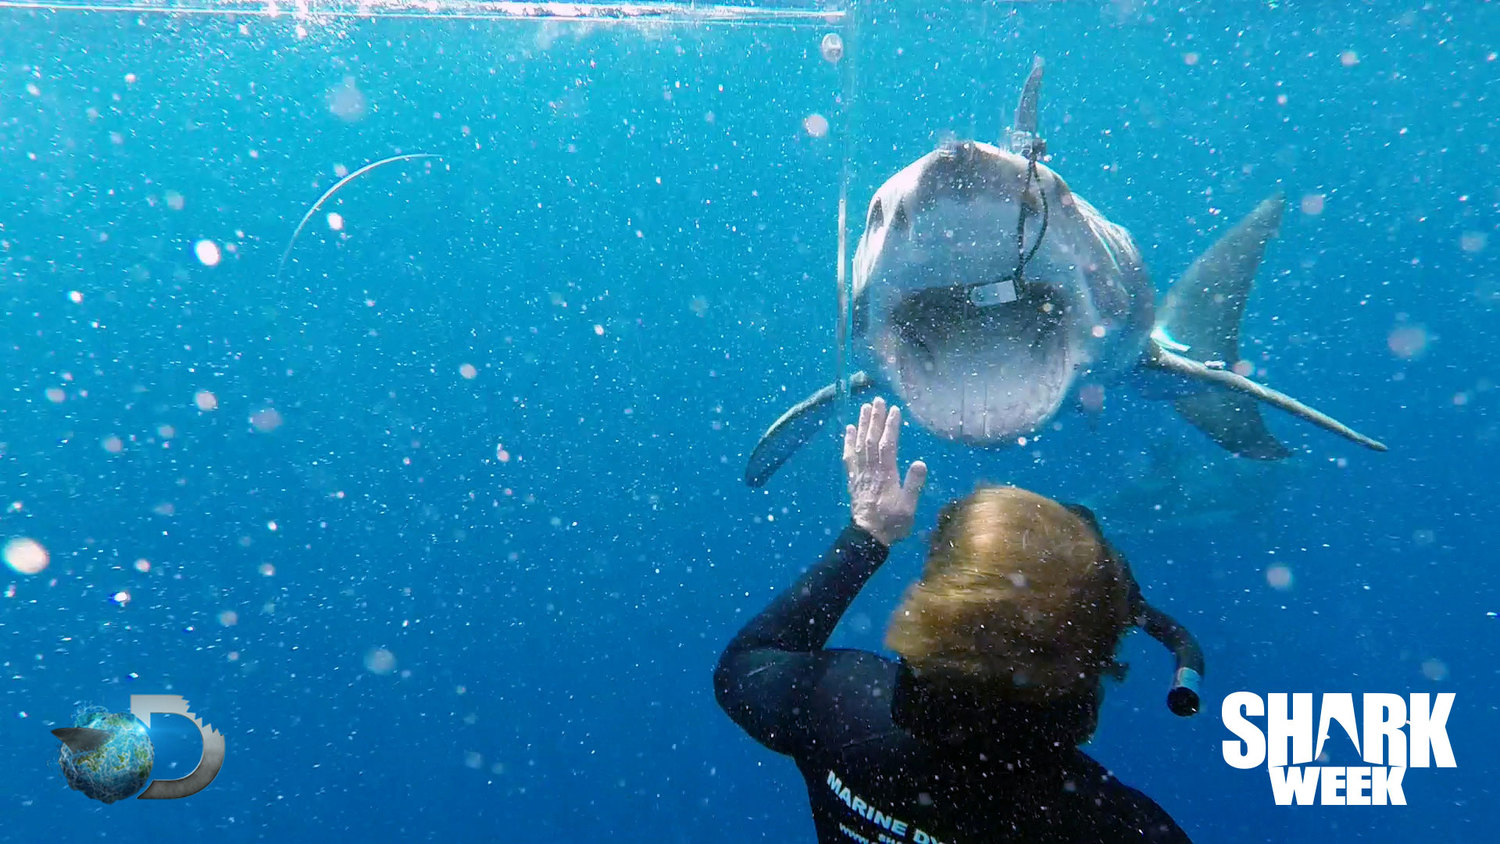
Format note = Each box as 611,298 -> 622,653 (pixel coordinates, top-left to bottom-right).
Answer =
1221,693 -> 1456,806
826,770 -> 957,844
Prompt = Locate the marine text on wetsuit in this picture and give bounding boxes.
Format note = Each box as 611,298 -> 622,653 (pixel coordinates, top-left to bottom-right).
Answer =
826,770 -> 957,844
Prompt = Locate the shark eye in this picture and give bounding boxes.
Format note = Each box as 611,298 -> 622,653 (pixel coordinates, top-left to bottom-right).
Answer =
868,198 -> 885,230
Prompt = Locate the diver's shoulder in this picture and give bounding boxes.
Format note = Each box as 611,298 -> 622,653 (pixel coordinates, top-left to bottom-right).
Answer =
1054,751 -> 1189,842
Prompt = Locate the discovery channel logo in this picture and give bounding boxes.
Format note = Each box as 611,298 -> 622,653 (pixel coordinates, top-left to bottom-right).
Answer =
1222,692 -> 1455,806
51,695 -> 225,803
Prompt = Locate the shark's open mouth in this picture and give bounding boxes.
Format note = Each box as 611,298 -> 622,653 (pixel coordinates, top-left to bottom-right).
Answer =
884,283 -> 1074,444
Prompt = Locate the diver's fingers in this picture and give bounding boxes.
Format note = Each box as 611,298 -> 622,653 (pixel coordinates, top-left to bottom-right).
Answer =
902,460 -> 928,503
864,397 -> 886,457
842,424 -> 858,475
878,405 -> 902,471
854,401 -> 873,467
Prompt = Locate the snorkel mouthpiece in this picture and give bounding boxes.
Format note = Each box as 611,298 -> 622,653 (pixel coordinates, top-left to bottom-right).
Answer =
1167,667 -> 1203,717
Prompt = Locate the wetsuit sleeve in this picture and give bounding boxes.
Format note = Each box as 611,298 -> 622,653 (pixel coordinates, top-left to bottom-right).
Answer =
713,523 -> 890,756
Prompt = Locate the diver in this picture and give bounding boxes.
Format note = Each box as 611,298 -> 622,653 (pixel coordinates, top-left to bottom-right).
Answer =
715,397 -> 1198,843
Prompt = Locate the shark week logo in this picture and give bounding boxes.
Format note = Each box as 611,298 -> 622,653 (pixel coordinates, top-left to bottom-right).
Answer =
1221,692 -> 1455,806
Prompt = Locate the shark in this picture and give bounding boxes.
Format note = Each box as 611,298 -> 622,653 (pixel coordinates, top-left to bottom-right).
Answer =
744,57 -> 1385,488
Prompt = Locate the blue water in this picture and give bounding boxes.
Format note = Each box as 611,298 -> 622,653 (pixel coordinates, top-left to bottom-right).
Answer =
0,1 -> 1495,841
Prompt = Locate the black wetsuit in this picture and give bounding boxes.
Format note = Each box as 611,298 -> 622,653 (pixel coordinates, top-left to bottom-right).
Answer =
714,524 -> 1192,844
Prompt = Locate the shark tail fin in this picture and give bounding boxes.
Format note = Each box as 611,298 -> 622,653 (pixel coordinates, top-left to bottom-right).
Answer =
744,372 -> 875,487
1154,194 -> 1292,458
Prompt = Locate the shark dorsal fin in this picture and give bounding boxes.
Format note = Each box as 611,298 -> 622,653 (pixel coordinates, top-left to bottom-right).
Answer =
52,727 -> 111,754
1005,56 -> 1046,158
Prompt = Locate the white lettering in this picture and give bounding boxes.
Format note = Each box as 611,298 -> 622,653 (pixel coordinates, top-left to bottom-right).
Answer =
1222,692 -> 1266,769
1319,766 -> 1347,805
1345,767 -> 1371,806
1362,694 -> 1407,766
1409,693 -> 1456,768
1267,693 -> 1315,767
1373,766 -> 1406,805
1268,766 -> 1320,806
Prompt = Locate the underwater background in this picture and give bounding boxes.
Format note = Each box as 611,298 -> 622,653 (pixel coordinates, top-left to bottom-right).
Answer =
1,0 -> 1496,841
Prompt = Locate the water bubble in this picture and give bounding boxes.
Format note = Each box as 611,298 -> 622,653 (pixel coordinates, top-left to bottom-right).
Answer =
3,538 -> 49,575
364,648 -> 397,675
819,33 -> 844,64
1387,325 -> 1428,359
193,239 -> 221,267
1420,658 -> 1448,682
328,76 -> 367,122
1266,564 -> 1293,590
250,408 -> 283,433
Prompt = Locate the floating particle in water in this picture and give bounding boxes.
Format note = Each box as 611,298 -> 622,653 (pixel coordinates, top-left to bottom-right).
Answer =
111,590 -> 131,606
101,435 -> 123,454
326,212 -> 344,231
194,390 -> 218,411
68,290 -> 83,304
459,363 -> 477,380
3,538 -> 49,575
1300,193 -> 1325,216
496,444 -> 511,463
1233,360 -> 1255,377
124,72 -> 137,85
464,751 -> 484,769
820,33 -> 844,64
250,408 -> 283,433
328,76 -> 367,123
593,324 -> 605,336
45,387 -> 65,404
803,113 -> 829,138
1266,564 -> 1293,590
258,563 -> 275,577
165,191 -> 185,211
1340,50 -> 1360,67
1183,52 -> 1199,66
364,648 -> 397,675
1412,528 -> 1435,547
193,239 -> 221,267
134,558 -> 150,573
218,610 -> 238,627
1386,325 -> 1428,359
1078,383 -> 1106,412
1420,658 -> 1448,682
1460,231 -> 1487,253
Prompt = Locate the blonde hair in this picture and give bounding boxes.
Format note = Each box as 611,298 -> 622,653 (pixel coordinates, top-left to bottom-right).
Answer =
885,485 -> 1131,703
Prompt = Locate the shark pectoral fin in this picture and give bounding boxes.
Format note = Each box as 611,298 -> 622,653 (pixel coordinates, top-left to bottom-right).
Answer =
53,727 -> 111,754
1171,390 -> 1291,460
1146,345 -> 1387,456
744,371 -> 875,488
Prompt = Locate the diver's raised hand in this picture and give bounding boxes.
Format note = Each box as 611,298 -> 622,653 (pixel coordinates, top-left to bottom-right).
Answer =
844,397 -> 928,547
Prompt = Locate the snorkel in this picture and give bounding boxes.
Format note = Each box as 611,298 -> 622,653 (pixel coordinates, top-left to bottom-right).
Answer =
1064,504 -> 1205,717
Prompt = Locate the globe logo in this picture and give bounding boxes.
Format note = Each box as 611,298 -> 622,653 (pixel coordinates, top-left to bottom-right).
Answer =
52,695 -> 225,803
